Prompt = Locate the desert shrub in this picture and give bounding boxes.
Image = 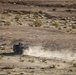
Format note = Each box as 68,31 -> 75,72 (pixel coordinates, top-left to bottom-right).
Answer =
72,25 -> 76,29
67,29 -> 72,32
2,10 -> 10,14
66,9 -> 72,12
58,27 -> 62,30
6,71 -> 11,74
28,59 -> 35,63
69,69 -> 73,72
1,17 -> 5,19
73,63 -> 76,67
52,8 -> 57,11
26,4 -> 32,7
33,12 -> 43,19
63,26 -> 67,28
33,13 -> 39,19
19,59 -> 24,62
42,47 -> 48,51
38,10 -> 43,14
15,15 -> 21,21
2,65 -> 14,69
63,61 -> 66,63
18,11 -> 25,15
0,56 -> 4,59
33,19 -> 42,27
17,21 -> 22,25
0,46 -> 6,50
4,21 -> 11,26
42,59 -> 47,63
44,13 -> 53,19
52,21 -> 59,28
49,64 -> 56,68
71,4 -> 76,8
40,67 -> 45,69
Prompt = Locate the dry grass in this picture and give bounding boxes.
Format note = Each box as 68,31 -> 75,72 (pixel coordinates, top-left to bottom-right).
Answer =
73,63 -> 76,67
28,59 -> 35,63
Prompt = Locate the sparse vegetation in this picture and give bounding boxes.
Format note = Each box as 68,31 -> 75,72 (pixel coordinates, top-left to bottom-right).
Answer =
33,19 -> 42,27
42,59 -> 47,63
4,21 -> 11,26
63,26 -> 67,28
63,61 -> 66,63
2,65 -> 14,69
49,64 -> 56,68
18,11 -> 25,15
19,59 -> 24,62
52,21 -> 59,28
69,69 -> 73,72
0,56 -> 3,59
1,16 -> 5,19
0,46 -> 6,50
67,29 -> 73,33
2,10 -> 9,14
52,8 -> 57,11
42,47 -> 48,51
72,25 -> 76,29
28,59 -> 35,63
58,27 -> 62,30
38,10 -> 43,14
73,63 -> 76,67
15,15 -> 21,21
33,13 -> 39,19
6,71 -> 11,74
0,1 -> 76,75
17,21 -> 22,25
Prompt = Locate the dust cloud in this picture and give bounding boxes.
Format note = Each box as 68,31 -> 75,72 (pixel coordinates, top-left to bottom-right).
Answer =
23,46 -> 76,61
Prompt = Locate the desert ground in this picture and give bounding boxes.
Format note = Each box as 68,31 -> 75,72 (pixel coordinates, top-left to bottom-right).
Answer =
0,0 -> 76,75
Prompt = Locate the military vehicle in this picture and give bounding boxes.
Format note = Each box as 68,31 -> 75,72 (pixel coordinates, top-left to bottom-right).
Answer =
13,42 -> 29,54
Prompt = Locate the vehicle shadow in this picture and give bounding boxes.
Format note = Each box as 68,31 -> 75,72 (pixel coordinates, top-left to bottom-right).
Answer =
0,52 -> 19,56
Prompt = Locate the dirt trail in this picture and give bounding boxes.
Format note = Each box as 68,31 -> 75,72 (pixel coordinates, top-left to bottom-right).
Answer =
0,19 -> 76,75
0,26 -> 76,60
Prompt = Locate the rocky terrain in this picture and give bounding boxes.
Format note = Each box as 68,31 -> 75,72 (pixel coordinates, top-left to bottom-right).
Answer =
0,0 -> 76,75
